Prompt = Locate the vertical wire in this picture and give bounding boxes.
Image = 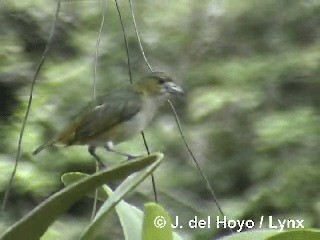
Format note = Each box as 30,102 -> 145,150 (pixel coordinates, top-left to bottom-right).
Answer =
167,100 -> 233,234
91,0 -> 107,220
141,131 -> 158,203
92,0 -> 106,100
114,0 -> 158,203
128,0 -> 158,202
114,0 -> 132,83
128,0 -> 153,72
128,1 -> 233,233
1,0 -> 62,212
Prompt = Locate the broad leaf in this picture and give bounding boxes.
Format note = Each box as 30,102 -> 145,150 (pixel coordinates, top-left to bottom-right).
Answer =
143,203 -> 173,240
80,153 -> 163,239
220,229 -> 320,240
1,154 -> 161,240
268,229 -> 320,240
62,170 -> 183,240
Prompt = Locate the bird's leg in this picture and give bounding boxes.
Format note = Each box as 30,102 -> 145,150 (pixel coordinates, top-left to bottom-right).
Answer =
104,142 -> 138,161
88,146 -> 106,168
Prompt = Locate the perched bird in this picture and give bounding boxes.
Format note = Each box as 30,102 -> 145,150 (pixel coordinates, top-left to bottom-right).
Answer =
33,71 -> 184,166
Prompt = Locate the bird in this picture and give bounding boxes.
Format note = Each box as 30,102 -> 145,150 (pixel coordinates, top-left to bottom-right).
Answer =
32,71 -> 184,167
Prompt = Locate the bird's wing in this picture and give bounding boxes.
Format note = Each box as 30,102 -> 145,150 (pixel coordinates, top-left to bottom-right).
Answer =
56,89 -> 142,145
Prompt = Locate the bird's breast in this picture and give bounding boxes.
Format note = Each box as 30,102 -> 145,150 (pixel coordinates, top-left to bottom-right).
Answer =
128,99 -> 157,129
112,96 -> 162,144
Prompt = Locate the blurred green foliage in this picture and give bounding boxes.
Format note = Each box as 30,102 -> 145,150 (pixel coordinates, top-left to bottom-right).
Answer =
0,0 -> 319,239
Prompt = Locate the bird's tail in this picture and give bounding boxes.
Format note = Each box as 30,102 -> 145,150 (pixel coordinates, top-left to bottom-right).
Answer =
32,141 -> 54,155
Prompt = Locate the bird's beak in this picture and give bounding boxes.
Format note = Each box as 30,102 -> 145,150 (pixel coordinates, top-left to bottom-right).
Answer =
164,82 -> 184,96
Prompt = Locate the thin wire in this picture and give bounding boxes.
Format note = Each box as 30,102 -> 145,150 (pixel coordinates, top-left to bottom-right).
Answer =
168,100 -> 233,234
128,1 -> 233,232
92,0 -> 106,100
1,0 -> 62,211
114,0 -> 132,83
141,131 -> 158,202
128,0 -> 153,72
91,162 -> 99,220
114,0 -> 158,203
91,0 -> 107,220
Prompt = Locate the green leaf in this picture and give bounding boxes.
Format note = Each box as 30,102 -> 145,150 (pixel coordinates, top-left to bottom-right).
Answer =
62,170 -> 183,240
116,196 -> 144,240
61,172 -> 109,202
62,172 -> 143,239
143,202 -> 173,240
80,153 -> 164,240
118,201 -> 183,240
62,173 -> 146,240
219,229 -> 320,240
1,153 -> 162,240
268,229 -> 320,240
219,230 -> 281,240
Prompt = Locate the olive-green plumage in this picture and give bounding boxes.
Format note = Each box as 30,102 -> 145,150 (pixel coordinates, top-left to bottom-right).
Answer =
33,72 -> 183,164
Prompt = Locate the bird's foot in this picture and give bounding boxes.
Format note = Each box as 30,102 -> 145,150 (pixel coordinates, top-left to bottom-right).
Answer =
88,146 -> 106,169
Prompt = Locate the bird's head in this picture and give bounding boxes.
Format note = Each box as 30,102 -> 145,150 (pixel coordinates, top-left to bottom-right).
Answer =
133,72 -> 184,97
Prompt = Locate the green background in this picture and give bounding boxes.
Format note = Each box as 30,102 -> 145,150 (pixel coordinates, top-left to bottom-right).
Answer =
0,0 -> 319,239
